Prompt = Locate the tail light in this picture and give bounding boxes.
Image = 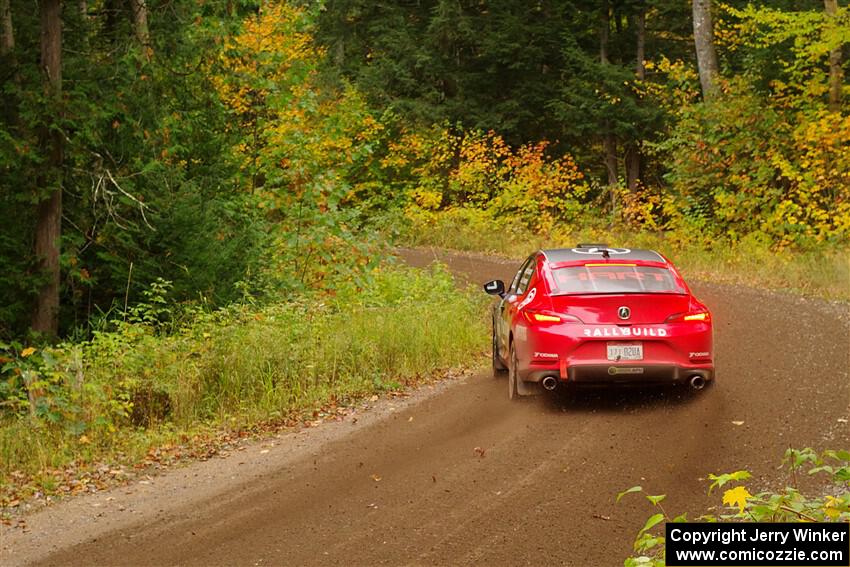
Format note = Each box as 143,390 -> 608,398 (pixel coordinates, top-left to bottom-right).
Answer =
665,311 -> 711,323
523,310 -> 583,324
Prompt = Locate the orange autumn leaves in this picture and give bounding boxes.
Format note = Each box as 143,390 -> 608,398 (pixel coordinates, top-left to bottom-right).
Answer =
207,2 -> 849,248
386,128 -> 590,234
206,1 -> 594,240
212,3 -> 317,122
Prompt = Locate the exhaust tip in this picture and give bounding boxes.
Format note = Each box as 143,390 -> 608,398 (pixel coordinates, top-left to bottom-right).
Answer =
689,375 -> 706,390
542,376 -> 558,391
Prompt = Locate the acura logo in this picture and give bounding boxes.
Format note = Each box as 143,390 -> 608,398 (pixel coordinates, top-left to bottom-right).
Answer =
618,306 -> 631,320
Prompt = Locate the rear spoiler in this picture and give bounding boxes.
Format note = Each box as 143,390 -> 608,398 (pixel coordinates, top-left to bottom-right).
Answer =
576,242 -> 608,248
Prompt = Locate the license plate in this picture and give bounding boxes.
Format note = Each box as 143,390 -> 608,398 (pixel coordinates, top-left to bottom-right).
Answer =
607,342 -> 643,361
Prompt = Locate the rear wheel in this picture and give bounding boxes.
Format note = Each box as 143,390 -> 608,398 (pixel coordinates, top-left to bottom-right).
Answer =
508,342 -> 520,400
492,324 -> 507,376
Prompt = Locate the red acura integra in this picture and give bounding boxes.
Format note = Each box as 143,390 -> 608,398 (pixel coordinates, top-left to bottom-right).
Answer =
484,245 -> 714,399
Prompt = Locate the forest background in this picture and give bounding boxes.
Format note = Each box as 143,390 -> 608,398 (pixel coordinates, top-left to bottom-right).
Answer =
0,0 -> 848,509
2,0 -> 848,338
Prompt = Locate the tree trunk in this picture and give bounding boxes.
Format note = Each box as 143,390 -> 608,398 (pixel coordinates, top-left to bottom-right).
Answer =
625,149 -> 640,191
1,0 -> 16,128
825,0 -> 843,110
334,35 -> 344,67
31,0 -> 63,336
0,0 -> 13,55
600,0 -> 618,187
604,134 -> 618,186
1,0 -> 15,89
635,8 -> 646,81
128,0 -> 151,59
104,0 -> 121,44
692,0 -> 719,100
600,0 -> 609,65
0,0 -> 12,55
626,7 -> 646,191
77,0 -> 90,51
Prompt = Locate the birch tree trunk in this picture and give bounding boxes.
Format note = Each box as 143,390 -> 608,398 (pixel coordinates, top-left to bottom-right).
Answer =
692,0 -> 719,100
129,0 -> 151,59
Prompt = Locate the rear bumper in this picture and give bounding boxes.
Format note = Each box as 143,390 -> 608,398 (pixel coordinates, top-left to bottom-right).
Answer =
523,364 -> 713,385
517,320 -> 713,386
567,364 -> 713,385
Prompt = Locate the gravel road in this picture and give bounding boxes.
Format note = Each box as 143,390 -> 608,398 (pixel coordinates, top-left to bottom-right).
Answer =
4,247 -> 848,567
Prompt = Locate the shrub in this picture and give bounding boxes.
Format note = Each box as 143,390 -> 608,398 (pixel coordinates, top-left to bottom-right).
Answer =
379,126 -> 594,234
658,82 -> 850,248
0,264 -> 487,492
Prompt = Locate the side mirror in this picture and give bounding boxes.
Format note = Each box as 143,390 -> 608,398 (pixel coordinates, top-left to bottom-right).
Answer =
483,279 -> 506,297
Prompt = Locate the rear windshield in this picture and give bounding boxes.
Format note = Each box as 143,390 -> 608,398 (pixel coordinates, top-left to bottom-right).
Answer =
549,265 -> 686,295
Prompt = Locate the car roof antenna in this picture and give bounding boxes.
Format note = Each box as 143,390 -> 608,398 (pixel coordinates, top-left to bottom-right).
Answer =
601,249 -> 610,259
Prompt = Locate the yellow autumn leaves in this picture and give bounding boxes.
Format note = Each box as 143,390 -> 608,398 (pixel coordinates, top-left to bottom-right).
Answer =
722,485 -> 753,515
212,3 -> 319,121
210,2 -> 381,213
386,127 -> 590,234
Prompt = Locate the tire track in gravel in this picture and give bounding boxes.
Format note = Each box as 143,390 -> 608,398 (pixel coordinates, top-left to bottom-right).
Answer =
8,246 -> 849,567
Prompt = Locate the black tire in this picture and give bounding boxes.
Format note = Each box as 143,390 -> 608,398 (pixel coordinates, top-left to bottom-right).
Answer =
508,341 -> 520,400
492,324 -> 507,376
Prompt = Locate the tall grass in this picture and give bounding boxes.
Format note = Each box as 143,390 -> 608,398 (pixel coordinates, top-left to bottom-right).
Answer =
0,265 -> 488,494
399,208 -> 850,301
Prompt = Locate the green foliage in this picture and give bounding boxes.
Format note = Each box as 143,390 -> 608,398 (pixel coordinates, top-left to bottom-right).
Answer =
4,0 -> 849,337
621,449 -> 850,566
378,127 -> 593,235
657,80 -> 850,247
317,0 -> 850,251
0,0 -> 271,336
717,2 -> 850,107
642,2 -> 850,247
316,0 -> 683,154
0,264 -> 487,492
0,0 -> 390,337
550,33 -> 667,162
707,470 -> 752,493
